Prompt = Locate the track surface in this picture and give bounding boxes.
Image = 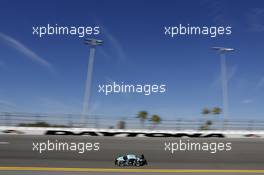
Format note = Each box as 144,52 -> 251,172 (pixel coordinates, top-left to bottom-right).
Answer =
0,135 -> 263,174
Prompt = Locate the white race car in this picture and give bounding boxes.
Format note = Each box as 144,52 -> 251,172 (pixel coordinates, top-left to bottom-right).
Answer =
115,154 -> 147,167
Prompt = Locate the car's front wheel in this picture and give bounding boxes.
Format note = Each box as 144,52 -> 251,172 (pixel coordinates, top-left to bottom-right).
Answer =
135,161 -> 141,167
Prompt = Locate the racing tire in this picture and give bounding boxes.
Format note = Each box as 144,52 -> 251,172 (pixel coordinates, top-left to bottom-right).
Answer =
118,161 -> 125,167
135,161 -> 141,167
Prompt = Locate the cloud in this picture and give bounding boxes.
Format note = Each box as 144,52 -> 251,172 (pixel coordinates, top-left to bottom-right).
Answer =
256,76 -> 264,89
97,47 -> 114,61
210,65 -> 238,88
93,21 -> 128,62
0,33 -> 54,71
246,8 -> 264,32
102,27 -> 127,62
241,99 -> 253,104
200,0 -> 230,24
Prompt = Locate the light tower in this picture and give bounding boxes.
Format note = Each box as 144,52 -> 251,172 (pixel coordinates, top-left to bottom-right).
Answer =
212,47 -> 234,129
82,38 -> 103,127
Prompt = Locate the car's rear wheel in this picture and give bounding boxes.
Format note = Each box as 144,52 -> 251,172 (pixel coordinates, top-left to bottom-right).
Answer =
118,161 -> 124,167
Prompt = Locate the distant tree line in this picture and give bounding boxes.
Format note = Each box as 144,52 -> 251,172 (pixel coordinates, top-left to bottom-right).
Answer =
136,111 -> 161,129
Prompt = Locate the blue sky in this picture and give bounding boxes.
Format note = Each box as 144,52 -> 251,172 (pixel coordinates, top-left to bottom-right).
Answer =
0,0 -> 263,120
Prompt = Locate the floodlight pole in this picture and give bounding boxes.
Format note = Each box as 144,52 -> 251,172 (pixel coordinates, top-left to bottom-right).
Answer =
212,47 -> 234,129
220,53 -> 228,127
82,39 -> 102,127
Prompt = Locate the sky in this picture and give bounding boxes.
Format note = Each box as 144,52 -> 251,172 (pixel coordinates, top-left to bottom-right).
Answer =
0,0 -> 263,121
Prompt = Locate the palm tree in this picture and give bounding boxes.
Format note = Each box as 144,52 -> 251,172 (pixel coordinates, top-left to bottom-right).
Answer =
202,107 -> 210,116
201,107 -> 211,130
200,107 -> 222,130
137,111 -> 148,128
150,114 -> 161,129
206,120 -> 213,126
211,107 -> 222,115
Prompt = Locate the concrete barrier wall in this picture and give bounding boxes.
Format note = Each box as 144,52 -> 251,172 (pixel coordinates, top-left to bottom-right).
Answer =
1,126 -> 264,138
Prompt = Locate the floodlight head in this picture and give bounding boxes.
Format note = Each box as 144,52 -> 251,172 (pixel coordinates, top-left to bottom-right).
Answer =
84,38 -> 103,46
212,47 -> 234,53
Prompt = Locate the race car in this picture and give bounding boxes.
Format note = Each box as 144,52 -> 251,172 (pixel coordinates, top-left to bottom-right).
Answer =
115,154 -> 147,167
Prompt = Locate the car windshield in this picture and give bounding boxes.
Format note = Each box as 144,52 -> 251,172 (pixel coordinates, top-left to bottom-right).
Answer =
127,154 -> 136,159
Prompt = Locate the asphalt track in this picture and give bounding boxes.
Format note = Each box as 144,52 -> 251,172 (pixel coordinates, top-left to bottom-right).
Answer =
0,135 -> 263,174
